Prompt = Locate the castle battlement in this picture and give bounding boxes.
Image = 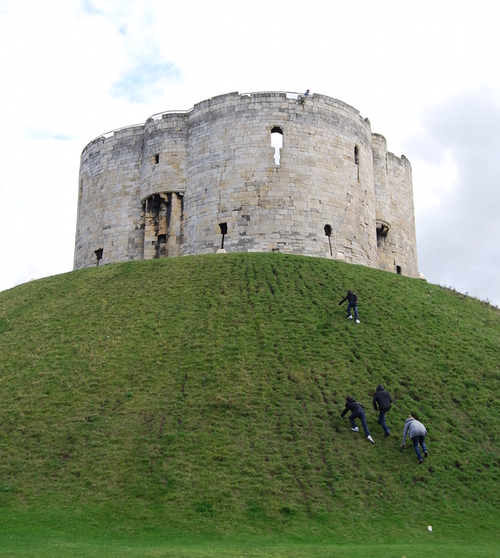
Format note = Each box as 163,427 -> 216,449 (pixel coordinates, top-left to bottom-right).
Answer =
74,91 -> 418,277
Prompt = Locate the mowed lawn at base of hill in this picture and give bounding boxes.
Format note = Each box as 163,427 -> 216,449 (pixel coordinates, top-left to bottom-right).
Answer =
0,253 -> 499,556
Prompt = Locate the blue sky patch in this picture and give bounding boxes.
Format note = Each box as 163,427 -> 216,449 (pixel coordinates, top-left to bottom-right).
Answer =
24,128 -> 76,141
110,57 -> 182,103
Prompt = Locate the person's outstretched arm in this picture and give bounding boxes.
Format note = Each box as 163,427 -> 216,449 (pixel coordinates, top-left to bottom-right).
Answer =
401,422 -> 410,446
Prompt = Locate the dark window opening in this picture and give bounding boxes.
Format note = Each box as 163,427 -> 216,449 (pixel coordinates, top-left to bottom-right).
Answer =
271,127 -> 283,165
354,145 -> 360,180
95,248 -> 103,266
324,224 -> 332,256
154,154 -> 160,164
79,178 -> 83,197
219,223 -> 228,249
396,265 -> 402,275
157,234 -> 167,258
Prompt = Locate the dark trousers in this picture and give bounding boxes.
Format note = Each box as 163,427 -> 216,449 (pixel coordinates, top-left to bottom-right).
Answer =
412,435 -> 428,460
349,410 -> 370,437
377,408 -> 390,434
347,303 -> 359,321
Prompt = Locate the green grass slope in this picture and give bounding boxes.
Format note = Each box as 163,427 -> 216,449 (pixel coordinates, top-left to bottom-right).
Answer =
0,253 -> 499,553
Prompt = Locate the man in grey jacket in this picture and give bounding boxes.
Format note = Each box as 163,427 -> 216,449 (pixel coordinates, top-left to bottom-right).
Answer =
401,415 -> 429,464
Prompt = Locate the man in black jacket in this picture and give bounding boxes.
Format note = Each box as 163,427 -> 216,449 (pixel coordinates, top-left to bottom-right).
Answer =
340,396 -> 375,444
339,290 -> 360,323
372,384 -> 393,437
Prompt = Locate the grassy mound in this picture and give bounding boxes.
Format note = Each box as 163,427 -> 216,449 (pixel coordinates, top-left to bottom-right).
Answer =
0,253 -> 499,553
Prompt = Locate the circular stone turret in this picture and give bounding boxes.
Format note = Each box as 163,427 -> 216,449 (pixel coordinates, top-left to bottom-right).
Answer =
74,91 -> 419,277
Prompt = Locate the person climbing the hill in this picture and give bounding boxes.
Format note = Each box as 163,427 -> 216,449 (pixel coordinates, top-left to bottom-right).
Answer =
373,384 -> 393,437
340,396 -> 375,444
339,289 -> 360,323
400,415 -> 429,464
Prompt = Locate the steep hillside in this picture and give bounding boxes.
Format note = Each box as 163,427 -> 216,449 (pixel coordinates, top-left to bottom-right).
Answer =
0,253 -> 499,549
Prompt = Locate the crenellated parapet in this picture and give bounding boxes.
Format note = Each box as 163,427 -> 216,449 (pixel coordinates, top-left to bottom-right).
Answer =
74,91 -> 419,277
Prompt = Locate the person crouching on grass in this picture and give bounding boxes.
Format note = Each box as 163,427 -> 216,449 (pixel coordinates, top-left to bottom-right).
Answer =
340,396 -> 375,444
401,415 -> 429,464
339,289 -> 360,324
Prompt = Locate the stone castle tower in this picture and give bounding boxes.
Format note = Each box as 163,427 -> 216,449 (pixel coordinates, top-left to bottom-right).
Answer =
74,91 -> 419,277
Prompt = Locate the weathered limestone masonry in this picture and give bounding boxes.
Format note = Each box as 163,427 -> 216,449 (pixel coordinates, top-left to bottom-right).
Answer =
74,91 -> 419,277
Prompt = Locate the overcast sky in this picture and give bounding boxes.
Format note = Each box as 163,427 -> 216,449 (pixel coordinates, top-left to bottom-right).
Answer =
1,0 -> 499,305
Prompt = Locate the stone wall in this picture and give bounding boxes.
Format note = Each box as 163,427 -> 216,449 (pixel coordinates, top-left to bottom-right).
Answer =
74,91 -> 419,277
75,125 -> 144,270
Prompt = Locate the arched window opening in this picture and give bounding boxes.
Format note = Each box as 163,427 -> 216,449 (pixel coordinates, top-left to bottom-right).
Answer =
271,127 -> 283,165
154,153 -> 160,164
396,265 -> 402,275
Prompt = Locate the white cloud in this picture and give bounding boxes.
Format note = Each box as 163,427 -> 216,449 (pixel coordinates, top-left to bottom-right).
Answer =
80,0 -> 182,103
412,151 -> 459,212
415,90 -> 500,304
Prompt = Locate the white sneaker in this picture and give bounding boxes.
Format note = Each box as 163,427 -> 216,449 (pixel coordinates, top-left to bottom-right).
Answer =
351,427 -> 359,432
348,315 -> 353,320
356,319 -> 360,324
367,435 -> 375,444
